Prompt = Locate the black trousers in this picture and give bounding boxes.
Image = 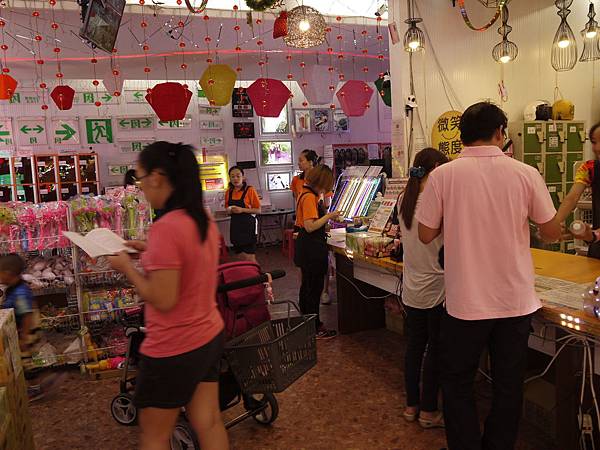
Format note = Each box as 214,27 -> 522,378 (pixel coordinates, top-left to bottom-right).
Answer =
299,266 -> 326,330
404,303 -> 443,412
440,312 -> 533,450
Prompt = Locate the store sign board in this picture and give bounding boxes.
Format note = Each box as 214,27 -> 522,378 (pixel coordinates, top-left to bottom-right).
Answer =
108,164 -> 134,176
17,118 -> 47,145
124,90 -> 146,104
85,118 -> 114,144
0,119 -> 14,147
199,119 -> 223,130
431,110 -> 463,160
9,91 -> 41,105
119,140 -> 152,153
200,136 -> 225,148
117,116 -> 154,131
199,106 -> 221,116
157,116 -> 192,129
51,119 -> 80,145
74,91 -> 120,105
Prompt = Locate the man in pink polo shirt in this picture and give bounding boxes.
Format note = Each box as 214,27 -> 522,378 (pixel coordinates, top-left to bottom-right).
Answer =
417,102 -> 561,450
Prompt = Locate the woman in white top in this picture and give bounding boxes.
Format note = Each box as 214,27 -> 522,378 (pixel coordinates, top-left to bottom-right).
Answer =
398,148 -> 448,429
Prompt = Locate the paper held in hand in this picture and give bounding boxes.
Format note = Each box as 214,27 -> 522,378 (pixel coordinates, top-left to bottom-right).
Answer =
62,228 -> 137,258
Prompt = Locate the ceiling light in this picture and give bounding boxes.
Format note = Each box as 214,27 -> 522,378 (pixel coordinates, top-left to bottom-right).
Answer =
581,2 -> 600,62
284,6 -> 326,49
299,19 -> 311,32
552,0 -> 578,71
492,6 -> 518,64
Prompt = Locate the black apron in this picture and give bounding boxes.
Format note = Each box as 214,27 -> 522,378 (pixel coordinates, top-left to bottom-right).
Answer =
294,187 -> 328,273
228,187 -> 257,247
589,161 -> 600,259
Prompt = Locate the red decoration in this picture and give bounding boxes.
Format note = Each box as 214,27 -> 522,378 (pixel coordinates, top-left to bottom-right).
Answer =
0,74 -> 17,100
246,78 -> 291,118
50,85 -> 75,110
273,11 -> 288,39
145,82 -> 192,121
336,80 -> 374,117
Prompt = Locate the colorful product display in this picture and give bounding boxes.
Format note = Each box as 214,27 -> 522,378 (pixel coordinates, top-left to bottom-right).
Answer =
330,174 -> 383,221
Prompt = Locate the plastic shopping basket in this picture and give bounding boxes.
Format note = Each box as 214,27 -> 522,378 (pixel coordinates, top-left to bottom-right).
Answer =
224,312 -> 317,394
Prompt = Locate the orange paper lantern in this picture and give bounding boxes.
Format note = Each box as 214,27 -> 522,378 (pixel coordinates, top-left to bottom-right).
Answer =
199,64 -> 237,106
0,74 -> 17,100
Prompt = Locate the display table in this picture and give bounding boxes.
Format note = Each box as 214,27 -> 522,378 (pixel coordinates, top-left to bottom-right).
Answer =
257,209 -> 294,246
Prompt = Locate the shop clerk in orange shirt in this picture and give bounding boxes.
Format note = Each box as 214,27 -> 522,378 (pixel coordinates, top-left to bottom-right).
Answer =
291,149 -> 320,201
294,164 -> 340,339
225,166 -> 261,262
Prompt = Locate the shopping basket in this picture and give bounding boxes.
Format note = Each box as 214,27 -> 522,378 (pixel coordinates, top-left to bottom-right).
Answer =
224,306 -> 317,394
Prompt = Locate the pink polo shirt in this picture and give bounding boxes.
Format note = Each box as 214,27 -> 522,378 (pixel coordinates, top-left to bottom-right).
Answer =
416,146 -> 556,320
141,210 -> 224,358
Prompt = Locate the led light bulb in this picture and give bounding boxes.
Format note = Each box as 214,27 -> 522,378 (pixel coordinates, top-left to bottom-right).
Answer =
586,29 -> 598,39
558,39 -> 571,48
408,40 -> 420,50
299,19 -> 311,32
499,55 -> 511,63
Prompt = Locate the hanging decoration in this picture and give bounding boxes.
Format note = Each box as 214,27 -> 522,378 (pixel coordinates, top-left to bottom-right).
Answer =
375,73 -> 391,107
326,25 -> 337,110
174,3 -> 189,91
580,2 -> 600,62
139,0 -> 152,96
336,80 -> 374,117
492,6 -> 518,63
102,50 -> 124,97
273,10 -> 288,39
284,6 -> 327,49
477,0 -> 511,7
146,82 -> 192,121
457,0 -> 506,32
335,16 -> 346,87
245,0 -> 283,12
50,85 -> 75,110
551,0 -> 578,72
404,0 -> 425,52
0,10 -> 17,100
302,65 -> 335,105
30,8 -> 48,110
199,64 -> 237,106
246,78 -> 291,117
184,0 -> 208,14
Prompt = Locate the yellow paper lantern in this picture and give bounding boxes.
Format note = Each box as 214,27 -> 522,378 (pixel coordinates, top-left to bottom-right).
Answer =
431,110 -> 463,160
199,64 -> 237,107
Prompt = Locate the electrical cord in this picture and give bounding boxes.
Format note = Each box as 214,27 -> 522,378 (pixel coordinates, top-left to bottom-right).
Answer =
336,270 -> 398,301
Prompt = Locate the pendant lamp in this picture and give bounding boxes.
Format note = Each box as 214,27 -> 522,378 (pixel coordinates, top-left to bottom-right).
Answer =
284,5 -> 326,49
580,2 -> 600,62
492,6 -> 518,63
403,0 -> 425,53
552,0 -> 578,72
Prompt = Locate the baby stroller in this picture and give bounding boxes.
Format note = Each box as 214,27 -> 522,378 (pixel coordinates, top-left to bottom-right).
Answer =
111,262 -> 317,450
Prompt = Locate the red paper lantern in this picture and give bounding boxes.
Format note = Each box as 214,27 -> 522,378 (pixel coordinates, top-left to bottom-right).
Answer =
145,82 -> 192,121
336,80 -> 374,117
246,78 -> 291,118
0,74 -> 17,100
273,11 -> 288,39
50,85 -> 75,110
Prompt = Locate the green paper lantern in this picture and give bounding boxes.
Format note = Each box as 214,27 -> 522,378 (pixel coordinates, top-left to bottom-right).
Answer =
375,73 -> 392,107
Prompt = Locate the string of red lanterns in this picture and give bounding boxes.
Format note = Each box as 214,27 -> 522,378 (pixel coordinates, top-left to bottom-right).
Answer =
0,5 -> 17,101
139,0 -> 152,94
31,6 -> 48,110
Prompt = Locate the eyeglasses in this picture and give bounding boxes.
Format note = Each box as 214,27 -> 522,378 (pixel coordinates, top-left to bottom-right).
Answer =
133,173 -> 150,186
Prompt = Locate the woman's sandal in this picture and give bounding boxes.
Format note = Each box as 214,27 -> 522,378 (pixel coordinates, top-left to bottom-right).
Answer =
418,412 -> 445,429
403,408 -> 419,422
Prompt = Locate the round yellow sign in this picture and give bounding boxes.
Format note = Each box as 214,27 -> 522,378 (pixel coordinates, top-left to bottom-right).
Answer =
431,110 -> 463,160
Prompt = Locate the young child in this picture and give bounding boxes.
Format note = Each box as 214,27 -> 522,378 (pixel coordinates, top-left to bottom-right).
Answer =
0,254 -> 36,355
225,166 -> 261,262
295,164 -> 340,339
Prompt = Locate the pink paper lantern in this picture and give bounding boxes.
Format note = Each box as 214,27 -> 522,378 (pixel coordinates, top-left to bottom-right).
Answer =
301,65 -> 335,105
146,82 -> 192,121
336,80 -> 374,117
246,78 -> 291,118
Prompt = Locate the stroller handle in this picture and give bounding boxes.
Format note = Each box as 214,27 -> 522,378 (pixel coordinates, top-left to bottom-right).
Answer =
217,269 -> 286,293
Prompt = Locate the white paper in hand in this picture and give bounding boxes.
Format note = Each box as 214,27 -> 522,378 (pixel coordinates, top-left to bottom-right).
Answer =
62,228 -> 138,258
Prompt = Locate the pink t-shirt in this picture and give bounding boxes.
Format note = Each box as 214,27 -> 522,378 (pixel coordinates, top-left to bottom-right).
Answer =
141,210 -> 224,358
416,146 -> 556,321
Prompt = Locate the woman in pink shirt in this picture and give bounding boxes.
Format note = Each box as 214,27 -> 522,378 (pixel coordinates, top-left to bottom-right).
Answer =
109,142 -> 228,450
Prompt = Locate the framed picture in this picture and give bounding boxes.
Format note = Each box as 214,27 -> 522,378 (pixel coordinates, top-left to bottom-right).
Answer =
333,110 -> 350,132
260,105 -> 289,135
233,122 -> 255,139
232,88 -> 254,118
266,172 -> 291,191
311,109 -> 332,133
260,141 -> 293,166
294,109 -> 311,134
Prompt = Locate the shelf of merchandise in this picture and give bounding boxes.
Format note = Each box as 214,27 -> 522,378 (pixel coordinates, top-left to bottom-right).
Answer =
512,120 -> 587,254
330,168 -> 384,221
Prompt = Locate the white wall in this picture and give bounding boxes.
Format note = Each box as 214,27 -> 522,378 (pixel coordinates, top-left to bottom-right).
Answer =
389,0 -> 600,166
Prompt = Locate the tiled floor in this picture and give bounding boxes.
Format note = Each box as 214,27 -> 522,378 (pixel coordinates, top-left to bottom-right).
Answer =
29,248 -> 556,450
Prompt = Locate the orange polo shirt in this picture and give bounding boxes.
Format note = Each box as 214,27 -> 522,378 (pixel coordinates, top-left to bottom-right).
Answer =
295,188 -> 319,229
224,186 -> 261,209
291,175 -> 305,200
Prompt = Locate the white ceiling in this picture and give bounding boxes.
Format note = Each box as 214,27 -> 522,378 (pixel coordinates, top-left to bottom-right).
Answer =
125,0 -> 387,19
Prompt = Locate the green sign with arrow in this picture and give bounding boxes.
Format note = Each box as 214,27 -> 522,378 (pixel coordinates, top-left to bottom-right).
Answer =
17,119 -> 47,145
117,117 -> 154,131
52,119 -> 79,144
125,90 -> 146,104
0,120 -> 14,146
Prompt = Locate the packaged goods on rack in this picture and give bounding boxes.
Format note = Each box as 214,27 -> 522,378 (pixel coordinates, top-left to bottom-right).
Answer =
330,168 -> 384,222
22,254 -> 74,291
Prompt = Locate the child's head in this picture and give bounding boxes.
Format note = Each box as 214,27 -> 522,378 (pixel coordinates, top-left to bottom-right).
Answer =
228,166 -> 246,189
306,164 -> 334,194
0,254 -> 25,286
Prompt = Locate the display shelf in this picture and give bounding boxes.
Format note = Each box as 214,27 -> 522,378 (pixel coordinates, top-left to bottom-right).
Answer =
330,167 -> 383,221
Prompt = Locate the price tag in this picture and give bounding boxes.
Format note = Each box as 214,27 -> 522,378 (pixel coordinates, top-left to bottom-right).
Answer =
40,189 -> 48,194
548,186 -> 557,192
82,187 -> 90,193
80,161 -> 88,166
59,160 -> 67,166
61,188 -> 69,194
0,192 -> 4,197
37,162 -> 46,167
17,190 -> 24,195
570,126 -> 577,133
527,127 -> 536,135
14,163 -> 22,168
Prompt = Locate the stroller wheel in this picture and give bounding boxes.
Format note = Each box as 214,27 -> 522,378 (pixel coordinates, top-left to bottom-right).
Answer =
111,393 -> 138,426
170,417 -> 200,450
252,393 -> 279,425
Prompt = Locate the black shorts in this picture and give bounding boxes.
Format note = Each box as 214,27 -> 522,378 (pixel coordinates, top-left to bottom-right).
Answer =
233,243 -> 257,254
134,331 -> 225,409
